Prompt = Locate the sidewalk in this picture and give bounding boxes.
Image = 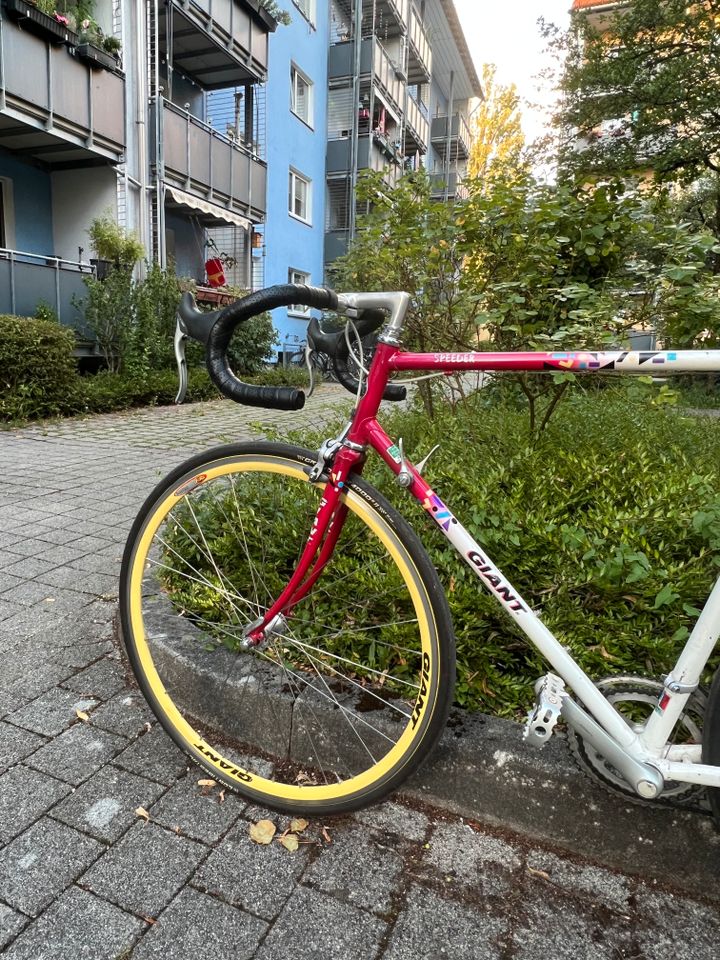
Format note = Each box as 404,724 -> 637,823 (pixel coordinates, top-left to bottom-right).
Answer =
1,390 -> 719,959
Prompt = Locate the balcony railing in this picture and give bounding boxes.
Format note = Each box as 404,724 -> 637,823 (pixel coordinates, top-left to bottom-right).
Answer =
0,14 -> 125,164
430,171 -> 469,202
404,93 -> 429,153
408,5 -> 431,83
160,0 -> 274,88
327,134 -> 404,179
0,248 -> 94,332
430,112 -> 472,160
160,99 -> 266,219
328,39 -> 405,118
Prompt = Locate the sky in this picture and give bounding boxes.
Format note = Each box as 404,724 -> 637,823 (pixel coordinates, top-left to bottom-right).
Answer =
453,0 -> 571,145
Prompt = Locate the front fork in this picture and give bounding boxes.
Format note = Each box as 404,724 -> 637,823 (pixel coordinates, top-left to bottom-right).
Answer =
242,438 -> 364,647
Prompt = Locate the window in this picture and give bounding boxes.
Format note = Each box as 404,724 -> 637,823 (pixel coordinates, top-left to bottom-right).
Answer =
290,64 -> 313,127
293,0 -> 315,25
288,169 -> 311,224
288,268 -> 311,314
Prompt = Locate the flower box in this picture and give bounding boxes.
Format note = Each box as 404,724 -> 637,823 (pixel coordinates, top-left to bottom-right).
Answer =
76,41 -> 120,72
2,0 -> 74,44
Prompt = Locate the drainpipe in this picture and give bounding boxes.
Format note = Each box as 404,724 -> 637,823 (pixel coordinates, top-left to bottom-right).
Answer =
134,0 -> 150,262
348,0 -> 363,242
444,69 -> 454,201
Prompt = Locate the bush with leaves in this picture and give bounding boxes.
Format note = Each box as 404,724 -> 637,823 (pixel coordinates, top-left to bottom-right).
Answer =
0,314 -> 78,421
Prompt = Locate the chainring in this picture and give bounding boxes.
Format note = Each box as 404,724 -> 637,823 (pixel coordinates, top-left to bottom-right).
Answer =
566,675 -> 709,809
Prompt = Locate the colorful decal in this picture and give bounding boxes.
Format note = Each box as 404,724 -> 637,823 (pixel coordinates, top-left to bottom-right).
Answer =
422,492 -> 457,532
387,444 -> 402,464
173,473 -> 207,497
544,350 -> 680,372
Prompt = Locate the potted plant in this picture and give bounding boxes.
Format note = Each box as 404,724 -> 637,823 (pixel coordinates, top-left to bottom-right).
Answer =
75,16 -> 122,70
88,215 -> 144,278
2,0 -> 76,43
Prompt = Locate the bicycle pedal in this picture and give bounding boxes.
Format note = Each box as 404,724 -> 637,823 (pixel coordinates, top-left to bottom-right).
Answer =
524,673 -> 567,747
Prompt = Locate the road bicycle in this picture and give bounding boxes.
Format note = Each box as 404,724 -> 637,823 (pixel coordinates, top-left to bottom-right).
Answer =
121,284 -> 720,821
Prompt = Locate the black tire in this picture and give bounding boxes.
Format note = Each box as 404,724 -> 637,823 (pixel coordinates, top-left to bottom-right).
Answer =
703,665 -> 720,827
119,441 -> 455,814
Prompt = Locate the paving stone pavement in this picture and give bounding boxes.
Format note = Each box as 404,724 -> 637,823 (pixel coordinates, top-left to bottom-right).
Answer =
1,391 -> 719,959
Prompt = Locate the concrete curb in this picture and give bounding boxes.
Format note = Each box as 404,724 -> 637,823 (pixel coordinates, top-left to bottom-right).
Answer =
404,711 -> 720,900
122,613 -> 720,900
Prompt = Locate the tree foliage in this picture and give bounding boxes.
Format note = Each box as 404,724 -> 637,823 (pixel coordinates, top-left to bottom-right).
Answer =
557,0 -> 720,184
468,64 -> 526,184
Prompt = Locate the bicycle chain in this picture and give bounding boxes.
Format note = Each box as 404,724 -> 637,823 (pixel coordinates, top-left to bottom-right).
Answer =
563,676 -> 711,815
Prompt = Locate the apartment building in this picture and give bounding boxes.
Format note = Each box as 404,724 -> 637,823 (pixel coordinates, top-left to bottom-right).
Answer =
0,0 -> 275,338
0,0 -> 478,354
264,0 -> 481,353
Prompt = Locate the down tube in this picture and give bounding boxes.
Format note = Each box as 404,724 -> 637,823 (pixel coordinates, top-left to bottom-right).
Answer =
411,488 -> 642,749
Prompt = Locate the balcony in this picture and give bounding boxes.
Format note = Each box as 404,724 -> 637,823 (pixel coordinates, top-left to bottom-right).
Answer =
430,171 -> 469,202
431,112 -> 472,161
327,133 -> 404,179
333,0 -> 408,36
407,5 -> 431,83
0,248 -> 94,333
328,38 -> 405,118
159,99 -> 266,221
0,12 -> 125,165
159,0 -> 275,88
404,93 -> 429,154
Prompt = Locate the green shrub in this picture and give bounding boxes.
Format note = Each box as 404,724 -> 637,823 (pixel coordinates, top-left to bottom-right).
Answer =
0,314 -> 79,421
212,387 -> 720,718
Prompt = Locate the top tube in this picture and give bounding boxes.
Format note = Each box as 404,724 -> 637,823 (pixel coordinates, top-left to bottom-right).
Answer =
388,349 -> 720,375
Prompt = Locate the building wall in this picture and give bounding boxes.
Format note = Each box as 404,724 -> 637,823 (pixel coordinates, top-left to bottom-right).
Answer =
263,1 -> 329,355
51,168 -> 119,263
0,154 -> 53,254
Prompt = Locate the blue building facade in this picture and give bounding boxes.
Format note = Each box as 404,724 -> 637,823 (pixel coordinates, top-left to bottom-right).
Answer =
262,0 -> 329,358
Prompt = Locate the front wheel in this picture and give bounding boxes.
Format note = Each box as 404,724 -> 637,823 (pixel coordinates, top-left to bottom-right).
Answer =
120,442 -> 455,814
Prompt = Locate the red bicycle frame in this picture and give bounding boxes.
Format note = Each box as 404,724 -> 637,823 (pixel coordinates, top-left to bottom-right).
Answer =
244,339 -> 720,644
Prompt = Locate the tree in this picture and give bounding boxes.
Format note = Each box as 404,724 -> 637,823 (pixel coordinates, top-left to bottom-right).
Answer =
468,64 -> 526,184
330,169 -> 484,418
556,0 -> 720,186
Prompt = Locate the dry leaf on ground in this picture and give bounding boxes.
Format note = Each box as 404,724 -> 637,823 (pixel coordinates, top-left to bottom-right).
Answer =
249,820 -> 277,845
279,834 -> 299,852
75,710 -> 90,722
289,818 -> 308,834
321,826 -> 332,844
135,806 -> 150,822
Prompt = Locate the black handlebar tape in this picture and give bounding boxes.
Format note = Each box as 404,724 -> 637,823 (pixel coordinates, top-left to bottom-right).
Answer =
307,315 -> 407,402
206,284 -> 339,410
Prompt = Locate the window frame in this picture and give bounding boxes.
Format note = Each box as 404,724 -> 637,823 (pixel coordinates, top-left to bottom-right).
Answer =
290,63 -> 314,129
292,0 -> 316,27
288,168 -> 312,225
288,267 -> 312,316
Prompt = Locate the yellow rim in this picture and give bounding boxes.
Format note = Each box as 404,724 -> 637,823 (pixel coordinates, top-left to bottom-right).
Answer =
126,453 -> 439,803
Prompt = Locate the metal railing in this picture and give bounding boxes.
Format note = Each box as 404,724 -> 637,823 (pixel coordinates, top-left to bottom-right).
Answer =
0,248 -> 94,327
408,5 -> 432,80
161,99 -> 267,217
405,92 -> 429,150
373,40 -> 405,115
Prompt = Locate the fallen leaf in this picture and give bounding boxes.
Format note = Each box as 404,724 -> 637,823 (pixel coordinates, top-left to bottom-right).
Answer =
290,818 -> 308,834
197,779 -> 217,790
249,820 -> 277,845
527,867 -> 550,881
279,834 -> 299,852
135,806 -> 150,822
143,916 -> 157,925
75,710 -> 90,722
321,826 -> 332,844
218,790 -> 226,804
